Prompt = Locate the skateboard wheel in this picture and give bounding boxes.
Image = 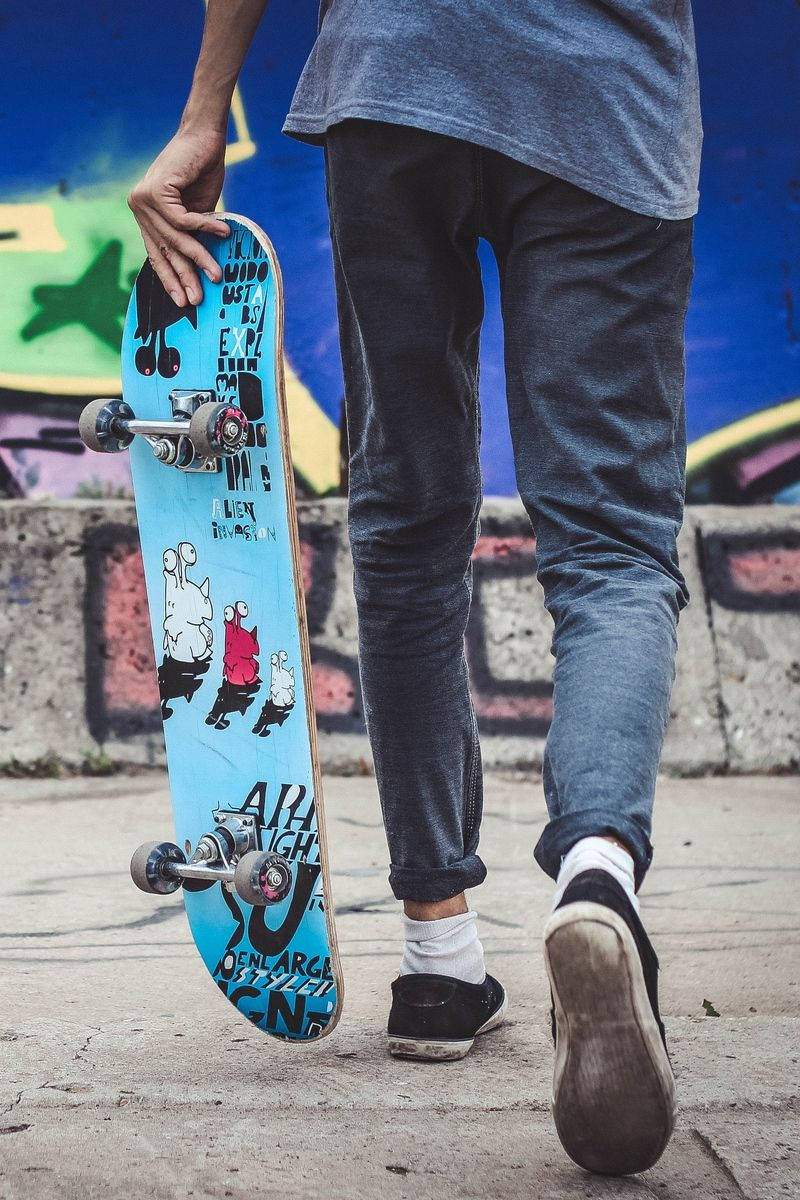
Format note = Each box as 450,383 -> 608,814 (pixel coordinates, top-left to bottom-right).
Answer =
130,840 -> 186,895
78,398 -> 135,453
188,402 -> 248,458
234,851 -> 293,906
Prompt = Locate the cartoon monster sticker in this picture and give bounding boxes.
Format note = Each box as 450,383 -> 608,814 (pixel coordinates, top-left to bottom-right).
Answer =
158,542 -> 213,719
206,601 -> 262,730
163,544 -> 213,660
252,650 -> 296,737
223,601 -> 260,686
133,260 -> 198,378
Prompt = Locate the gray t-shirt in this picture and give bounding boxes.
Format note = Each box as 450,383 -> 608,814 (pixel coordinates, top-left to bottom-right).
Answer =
283,1 -> 702,220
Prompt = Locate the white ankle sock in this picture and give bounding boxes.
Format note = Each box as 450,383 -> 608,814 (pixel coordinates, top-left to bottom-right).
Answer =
551,836 -> 639,914
400,910 -> 486,984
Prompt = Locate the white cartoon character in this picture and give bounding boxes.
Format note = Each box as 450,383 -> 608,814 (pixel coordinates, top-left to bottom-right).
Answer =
270,651 -> 295,707
157,542 -> 213,719
252,649 -> 296,737
162,541 -> 213,662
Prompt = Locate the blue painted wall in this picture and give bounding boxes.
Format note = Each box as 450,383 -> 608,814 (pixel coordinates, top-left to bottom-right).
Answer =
687,2 -> 800,436
2,0 -> 798,496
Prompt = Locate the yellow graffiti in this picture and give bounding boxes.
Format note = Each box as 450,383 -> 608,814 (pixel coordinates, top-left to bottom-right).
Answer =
686,396 -> 800,475
284,361 -> 340,494
226,89 -> 257,166
0,359 -> 340,494
0,372 -> 122,394
0,204 -> 66,253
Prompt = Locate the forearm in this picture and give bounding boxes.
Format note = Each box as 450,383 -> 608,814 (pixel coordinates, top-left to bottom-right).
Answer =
182,0 -> 270,131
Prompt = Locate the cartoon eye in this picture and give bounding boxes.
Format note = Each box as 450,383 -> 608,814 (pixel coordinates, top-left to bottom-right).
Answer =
236,601 -> 248,617
224,605 -> 234,622
163,549 -> 177,572
178,541 -> 196,565
271,653 -> 278,666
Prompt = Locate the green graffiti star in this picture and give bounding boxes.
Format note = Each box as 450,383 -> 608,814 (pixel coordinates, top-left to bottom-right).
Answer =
21,239 -> 130,351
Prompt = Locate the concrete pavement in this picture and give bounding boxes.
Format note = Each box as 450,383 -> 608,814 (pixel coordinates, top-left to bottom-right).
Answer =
0,772 -> 798,1199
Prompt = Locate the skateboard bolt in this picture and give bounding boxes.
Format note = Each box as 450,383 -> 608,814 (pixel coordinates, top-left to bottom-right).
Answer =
222,418 -> 242,445
266,868 -> 284,890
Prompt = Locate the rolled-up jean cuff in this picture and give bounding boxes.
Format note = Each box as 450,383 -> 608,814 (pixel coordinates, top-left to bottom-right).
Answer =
533,809 -> 653,892
388,854 -> 487,902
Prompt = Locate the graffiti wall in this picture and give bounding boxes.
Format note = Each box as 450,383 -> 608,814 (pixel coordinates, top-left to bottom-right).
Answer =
1,1 -> 799,500
1,500 -> 798,773
0,0 -> 339,501
82,522 -> 557,747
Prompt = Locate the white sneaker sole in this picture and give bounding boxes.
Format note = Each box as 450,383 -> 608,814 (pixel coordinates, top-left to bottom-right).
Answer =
387,992 -> 508,1061
544,901 -> 675,1176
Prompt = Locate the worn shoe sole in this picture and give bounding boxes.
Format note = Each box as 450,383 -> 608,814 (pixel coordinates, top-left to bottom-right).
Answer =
544,901 -> 675,1176
387,992 -> 508,1061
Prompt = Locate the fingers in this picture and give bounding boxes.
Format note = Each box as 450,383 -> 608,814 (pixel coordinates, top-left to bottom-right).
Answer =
147,211 -> 224,299
141,231 -> 200,308
177,210 -> 231,239
130,190 -> 194,307
140,231 -> 186,307
129,199 -> 226,307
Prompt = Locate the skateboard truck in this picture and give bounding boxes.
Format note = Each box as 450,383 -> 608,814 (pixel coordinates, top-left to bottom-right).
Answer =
130,812 -> 294,907
78,390 -> 248,471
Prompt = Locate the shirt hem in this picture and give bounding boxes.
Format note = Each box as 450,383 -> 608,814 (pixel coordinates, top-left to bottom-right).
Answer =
282,101 -> 699,220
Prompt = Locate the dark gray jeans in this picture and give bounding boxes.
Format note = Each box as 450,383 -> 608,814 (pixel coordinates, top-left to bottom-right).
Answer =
324,120 -> 693,902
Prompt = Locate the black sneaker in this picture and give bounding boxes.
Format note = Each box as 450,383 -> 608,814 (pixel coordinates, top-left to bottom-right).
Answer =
543,869 -> 675,1176
387,972 -> 507,1061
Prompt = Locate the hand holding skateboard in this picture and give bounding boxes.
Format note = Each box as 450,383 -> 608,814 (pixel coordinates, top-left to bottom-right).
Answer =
127,125 -> 230,308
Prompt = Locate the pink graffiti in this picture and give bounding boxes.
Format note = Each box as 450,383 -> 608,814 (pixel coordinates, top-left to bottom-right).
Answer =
312,663 -> 356,714
728,547 -> 800,595
0,412 -> 132,499
97,530 -> 554,725
472,535 -> 536,559
473,694 -> 553,721
102,546 -> 160,710
734,437 -> 800,490
299,541 -> 313,596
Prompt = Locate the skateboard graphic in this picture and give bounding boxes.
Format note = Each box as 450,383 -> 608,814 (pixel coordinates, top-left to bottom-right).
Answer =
79,216 -> 343,1041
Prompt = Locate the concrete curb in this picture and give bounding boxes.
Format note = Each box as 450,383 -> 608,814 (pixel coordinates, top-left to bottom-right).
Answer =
1,499 -> 798,772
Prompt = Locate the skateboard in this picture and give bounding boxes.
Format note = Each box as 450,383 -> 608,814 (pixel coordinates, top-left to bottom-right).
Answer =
79,215 -> 343,1041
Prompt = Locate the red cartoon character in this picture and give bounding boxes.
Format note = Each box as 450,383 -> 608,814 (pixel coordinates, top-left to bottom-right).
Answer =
206,601 -> 261,730
223,601 -> 259,686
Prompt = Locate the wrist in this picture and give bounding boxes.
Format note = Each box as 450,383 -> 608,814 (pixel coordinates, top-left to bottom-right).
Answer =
180,87 -> 233,136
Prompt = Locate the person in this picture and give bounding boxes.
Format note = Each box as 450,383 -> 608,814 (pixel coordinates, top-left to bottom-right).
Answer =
128,0 -> 702,1177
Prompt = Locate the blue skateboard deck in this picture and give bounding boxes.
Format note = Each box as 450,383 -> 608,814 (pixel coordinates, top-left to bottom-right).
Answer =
86,215 -> 342,1040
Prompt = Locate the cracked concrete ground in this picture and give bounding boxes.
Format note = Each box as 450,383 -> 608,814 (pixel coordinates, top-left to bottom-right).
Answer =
0,772 -> 798,1199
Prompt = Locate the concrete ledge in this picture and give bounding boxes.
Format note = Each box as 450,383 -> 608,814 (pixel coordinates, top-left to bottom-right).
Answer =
695,506 -> 800,771
1,499 -> 798,772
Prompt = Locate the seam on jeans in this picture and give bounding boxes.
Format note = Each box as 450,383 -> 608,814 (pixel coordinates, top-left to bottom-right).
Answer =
464,702 -> 480,847
471,146 -> 484,497
669,225 -> 694,610
472,341 -> 483,502
474,143 -> 484,241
